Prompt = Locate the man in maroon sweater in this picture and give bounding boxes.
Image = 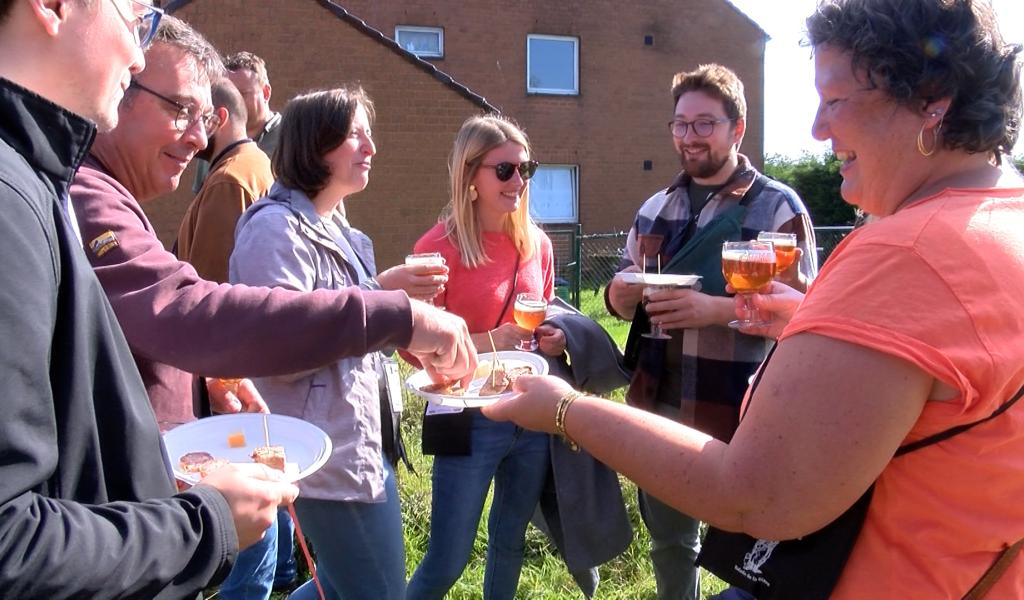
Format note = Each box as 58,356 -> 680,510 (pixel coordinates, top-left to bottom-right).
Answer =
70,16 -> 474,427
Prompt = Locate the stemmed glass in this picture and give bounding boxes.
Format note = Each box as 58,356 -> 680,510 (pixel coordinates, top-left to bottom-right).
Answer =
641,284 -> 674,339
756,232 -> 798,276
722,240 -> 777,328
405,252 -> 447,309
513,292 -> 548,351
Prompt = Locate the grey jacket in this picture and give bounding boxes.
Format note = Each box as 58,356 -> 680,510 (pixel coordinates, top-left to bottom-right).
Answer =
537,300 -> 633,584
230,183 -> 386,502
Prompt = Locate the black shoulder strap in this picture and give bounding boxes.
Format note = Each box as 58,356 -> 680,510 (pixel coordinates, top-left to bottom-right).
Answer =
896,382 -> 1024,456
743,344 -> 1024,458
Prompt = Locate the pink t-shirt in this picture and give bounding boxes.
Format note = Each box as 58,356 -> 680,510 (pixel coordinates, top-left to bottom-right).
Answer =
413,222 -> 554,333
782,187 -> 1024,598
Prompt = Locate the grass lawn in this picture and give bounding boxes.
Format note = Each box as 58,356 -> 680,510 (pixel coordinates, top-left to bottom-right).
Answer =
266,287 -> 729,599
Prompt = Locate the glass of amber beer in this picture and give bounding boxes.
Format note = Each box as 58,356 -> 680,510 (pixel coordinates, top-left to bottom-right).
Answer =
513,292 -> 547,351
405,252 -> 447,308
722,240 -> 777,328
756,231 -> 799,275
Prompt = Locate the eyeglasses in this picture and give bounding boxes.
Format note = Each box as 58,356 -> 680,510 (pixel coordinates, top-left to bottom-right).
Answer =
108,0 -> 164,48
129,79 -> 222,133
479,160 -> 539,182
667,117 -> 734,138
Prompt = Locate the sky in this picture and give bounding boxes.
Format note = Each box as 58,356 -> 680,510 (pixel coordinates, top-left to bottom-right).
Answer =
726,0 -> 1024,158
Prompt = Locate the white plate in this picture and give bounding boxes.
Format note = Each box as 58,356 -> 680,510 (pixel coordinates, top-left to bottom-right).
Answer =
615,272 -> 702,287
162,414 -> 332,485
406,351 -> 549,407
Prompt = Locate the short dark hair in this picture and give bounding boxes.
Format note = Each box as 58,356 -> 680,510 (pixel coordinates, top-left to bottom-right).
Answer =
211,78 -> 247,126
671,63 -> 747,121
273,87 -> 375,198
224,51 -> 269,85
806,0 -> 1022,157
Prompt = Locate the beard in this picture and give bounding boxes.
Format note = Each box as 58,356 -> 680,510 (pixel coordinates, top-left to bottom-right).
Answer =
679,143 -> 730,179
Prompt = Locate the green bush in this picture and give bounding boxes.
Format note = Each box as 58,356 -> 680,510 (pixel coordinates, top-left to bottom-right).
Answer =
765,153 -> 855,226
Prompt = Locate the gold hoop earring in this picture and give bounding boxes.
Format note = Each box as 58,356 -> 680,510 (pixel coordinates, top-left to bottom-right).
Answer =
916,114 -> 943,157
468,185 -> 478,202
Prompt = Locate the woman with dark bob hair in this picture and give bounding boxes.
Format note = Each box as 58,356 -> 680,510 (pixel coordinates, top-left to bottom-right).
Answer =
483,1 -> 1024,597
229,87 -> 446,599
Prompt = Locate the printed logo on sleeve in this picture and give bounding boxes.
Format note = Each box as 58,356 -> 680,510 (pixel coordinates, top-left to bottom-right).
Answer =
88,230 -> 119,258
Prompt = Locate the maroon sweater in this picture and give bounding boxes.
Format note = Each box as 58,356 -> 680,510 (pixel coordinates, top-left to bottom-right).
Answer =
70,156 -> 413,424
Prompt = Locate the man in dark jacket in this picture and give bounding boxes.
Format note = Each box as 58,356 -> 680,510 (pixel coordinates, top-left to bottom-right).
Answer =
0,1 -> 298,598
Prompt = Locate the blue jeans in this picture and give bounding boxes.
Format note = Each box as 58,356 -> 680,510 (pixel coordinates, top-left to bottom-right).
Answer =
220,519 -> 278,600
289,460 -> 405,600
638,489 -> 701,600
407,412 -> 550,600
274,507 -> 297,588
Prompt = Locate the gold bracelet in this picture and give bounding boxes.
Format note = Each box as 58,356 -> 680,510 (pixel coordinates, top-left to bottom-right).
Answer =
555,390 -> 585,452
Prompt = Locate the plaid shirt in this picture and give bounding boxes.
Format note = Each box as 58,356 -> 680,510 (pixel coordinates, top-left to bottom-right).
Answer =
612,155 -> 817,440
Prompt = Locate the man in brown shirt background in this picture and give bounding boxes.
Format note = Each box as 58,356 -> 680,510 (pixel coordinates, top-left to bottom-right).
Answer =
177,77 -> 272,282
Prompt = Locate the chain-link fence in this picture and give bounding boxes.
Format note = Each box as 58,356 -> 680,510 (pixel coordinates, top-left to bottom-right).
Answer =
542,225 -> 854,310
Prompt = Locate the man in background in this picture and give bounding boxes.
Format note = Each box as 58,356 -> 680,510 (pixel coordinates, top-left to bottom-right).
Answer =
606,64 -> 817,600
192,50 -> 280,191
177,76 -> 271,282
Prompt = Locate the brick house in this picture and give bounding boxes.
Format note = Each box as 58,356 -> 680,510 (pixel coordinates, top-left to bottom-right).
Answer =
157,0 -> 766,272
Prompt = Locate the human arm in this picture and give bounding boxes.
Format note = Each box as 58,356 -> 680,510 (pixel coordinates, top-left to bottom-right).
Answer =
483,333 -> 932,539
0,182 -> 259,598
70,167 -> 416,378
644,287 -> 736,330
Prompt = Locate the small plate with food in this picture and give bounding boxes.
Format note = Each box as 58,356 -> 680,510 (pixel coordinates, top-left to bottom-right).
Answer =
614,272 -> 702,287
406,351 -> 549,407
162,413 -> 332,485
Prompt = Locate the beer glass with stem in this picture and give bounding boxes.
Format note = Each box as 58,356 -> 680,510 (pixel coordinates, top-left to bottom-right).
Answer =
722,240 -> 777,328
642,284 -> 674,339
405,252 -> 447,309
756,231 -> 799,275
513,292 -> 547,351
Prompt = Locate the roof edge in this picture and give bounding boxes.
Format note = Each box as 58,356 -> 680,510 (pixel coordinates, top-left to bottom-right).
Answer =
720,0 -> 771,42
163,0 -> 498,113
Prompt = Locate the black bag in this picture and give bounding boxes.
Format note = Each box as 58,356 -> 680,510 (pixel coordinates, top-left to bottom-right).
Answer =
697,347 -> 1024,600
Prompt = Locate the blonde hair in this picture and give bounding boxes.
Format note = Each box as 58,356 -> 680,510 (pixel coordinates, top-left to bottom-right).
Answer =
445,114 -> 537,269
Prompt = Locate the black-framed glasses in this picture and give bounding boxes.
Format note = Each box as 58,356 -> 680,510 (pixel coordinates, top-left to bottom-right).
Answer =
667,117 -> 734,138
129,79 -> 222,133
479,160 -> 539,182
108,0 -> 164,48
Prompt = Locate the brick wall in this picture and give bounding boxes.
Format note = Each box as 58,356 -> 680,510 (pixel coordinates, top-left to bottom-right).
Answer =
156,0 -> 487,269
339,0 -> 766,234
157,0 -> 765,268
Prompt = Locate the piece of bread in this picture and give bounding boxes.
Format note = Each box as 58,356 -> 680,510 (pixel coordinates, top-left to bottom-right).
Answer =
251,445 -> 286,472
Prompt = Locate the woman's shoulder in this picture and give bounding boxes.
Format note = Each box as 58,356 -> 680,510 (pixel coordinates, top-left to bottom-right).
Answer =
414,221 -> 453,252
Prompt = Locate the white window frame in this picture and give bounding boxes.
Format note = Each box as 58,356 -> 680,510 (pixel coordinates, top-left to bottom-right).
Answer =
395,26 -> 444,59
526,34 -> 579,95
529,164 -> 578,224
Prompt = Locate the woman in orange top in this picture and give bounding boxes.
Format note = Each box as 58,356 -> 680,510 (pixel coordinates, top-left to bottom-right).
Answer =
484,0 -> 1024,597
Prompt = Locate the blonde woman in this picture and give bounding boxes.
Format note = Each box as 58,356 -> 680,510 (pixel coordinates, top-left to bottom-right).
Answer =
406,115 -> 565,599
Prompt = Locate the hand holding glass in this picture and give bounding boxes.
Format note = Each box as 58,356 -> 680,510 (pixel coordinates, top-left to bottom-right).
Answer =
513,293 -> 548,351
722,240 -> 777,328
405,252 -> 447,308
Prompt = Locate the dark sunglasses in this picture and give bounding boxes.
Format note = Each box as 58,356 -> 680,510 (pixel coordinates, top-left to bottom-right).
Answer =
479,160 -> 539,182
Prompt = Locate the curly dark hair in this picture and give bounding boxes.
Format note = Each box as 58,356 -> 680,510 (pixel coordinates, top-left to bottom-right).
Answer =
806,0 -> 1022,158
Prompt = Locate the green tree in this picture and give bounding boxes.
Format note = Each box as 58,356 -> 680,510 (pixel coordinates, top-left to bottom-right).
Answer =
765,153 -> 856,226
